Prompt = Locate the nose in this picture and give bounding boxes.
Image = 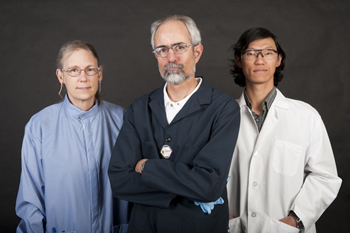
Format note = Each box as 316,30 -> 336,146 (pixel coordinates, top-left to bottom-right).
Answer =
254,52 -> 265,64
166,49 -> 176,63
256,51 -> 264,58
78,70 -> 88,81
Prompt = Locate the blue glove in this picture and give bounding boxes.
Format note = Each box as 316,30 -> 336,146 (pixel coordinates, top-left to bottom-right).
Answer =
194,197 -> 224,214
194,176 -> 230,214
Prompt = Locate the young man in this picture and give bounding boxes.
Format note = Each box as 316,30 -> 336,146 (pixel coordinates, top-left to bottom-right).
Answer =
108,15 -> 240,233
227,28 -> 341,233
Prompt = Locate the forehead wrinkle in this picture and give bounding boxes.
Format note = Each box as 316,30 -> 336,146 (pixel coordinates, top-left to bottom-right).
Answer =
154,20 -> 191,48
156,42 -> 187,49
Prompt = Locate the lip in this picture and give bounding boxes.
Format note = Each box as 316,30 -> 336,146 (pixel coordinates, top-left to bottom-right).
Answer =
253,69 -> 267,72
77,87 -> 91,91
167,67 -> 181,71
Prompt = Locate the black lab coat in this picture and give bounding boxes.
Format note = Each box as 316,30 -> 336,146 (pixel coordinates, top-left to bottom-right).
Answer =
109,78 -> 240,233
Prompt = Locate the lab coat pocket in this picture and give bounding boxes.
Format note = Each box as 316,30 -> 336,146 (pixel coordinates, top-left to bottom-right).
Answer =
273,140 -> 303,177
267,218 -> 299,233
229,217 -> 242,233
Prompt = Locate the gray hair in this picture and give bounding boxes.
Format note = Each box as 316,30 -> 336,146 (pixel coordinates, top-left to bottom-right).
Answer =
150,15 -> 202,49
56,40 -> 100,69
56,40 -> 102,104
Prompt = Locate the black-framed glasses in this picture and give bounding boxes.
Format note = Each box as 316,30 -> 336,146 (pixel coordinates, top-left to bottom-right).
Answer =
153,43 -> 193,58
241,49 -> 278,61
62,66 -> 101,77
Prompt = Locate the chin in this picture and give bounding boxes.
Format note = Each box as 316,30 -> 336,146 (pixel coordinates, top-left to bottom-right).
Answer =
163,73 -> 187,85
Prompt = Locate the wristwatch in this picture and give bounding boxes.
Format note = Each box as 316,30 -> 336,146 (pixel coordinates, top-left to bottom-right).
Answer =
141,161 -> 146,173
289,211 -> 304,230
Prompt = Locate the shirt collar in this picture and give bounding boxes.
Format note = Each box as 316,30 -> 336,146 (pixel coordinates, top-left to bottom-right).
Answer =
244,86 -> 277,111
63,94 -> 99,119
163,77 -> 202,108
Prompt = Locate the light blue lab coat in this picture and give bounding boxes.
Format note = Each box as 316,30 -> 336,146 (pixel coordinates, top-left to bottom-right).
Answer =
16,96 -> 129,233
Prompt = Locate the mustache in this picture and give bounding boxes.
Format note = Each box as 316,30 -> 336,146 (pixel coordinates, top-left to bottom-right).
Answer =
164,63 -> 184,73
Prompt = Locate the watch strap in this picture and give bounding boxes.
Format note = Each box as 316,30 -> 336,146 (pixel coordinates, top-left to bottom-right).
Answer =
141,161 -> 146,173
289,211 -> 304,230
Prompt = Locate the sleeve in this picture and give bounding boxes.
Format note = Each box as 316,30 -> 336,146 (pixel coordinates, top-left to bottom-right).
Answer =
108,105 -> 177,208
290,117 -> 342,232
15,122 -> 46,233
142,99 -> 240,203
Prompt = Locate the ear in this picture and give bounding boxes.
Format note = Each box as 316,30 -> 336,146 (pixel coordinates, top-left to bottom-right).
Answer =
56,69 -> 64,84
194,44 -> 204,64
98,66 -> 103,82
276,54 -> 282,67
235,56 -> 242,68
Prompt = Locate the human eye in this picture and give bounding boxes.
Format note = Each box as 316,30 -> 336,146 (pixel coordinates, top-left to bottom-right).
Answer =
68,67 -> 80,76
155,47 -> 168,56
155,47 -> 166,53
245,50 -> 256,56
86,66 -> 99,75
87,66 -> 95,72
174,44 -> 187,53
176,44 -> 186,50
264,49 -> 276,57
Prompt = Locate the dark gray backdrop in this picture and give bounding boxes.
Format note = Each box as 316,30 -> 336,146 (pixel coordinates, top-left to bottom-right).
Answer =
1,0 -> 349,232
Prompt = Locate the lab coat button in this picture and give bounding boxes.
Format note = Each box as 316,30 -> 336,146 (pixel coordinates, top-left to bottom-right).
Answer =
166,137 -> 171,142
253,182 -> 258,187
253,151 -> 259,157
251,213 -> 257,217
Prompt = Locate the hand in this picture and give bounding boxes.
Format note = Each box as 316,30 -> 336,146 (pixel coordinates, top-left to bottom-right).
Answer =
135,159 -> 148,173
279,216 -> 297,228
229,215 -> 235,220
194,197 -> 224,214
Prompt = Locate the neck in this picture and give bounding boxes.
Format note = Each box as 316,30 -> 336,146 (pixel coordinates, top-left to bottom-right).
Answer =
166,76 -> 198,102
245,82 -> 274,115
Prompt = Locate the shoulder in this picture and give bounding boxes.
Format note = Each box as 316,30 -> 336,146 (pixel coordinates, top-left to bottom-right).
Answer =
28,102 -> 63,126
210,87 -> 240,113
276,93 -> 323,128
199,78 -> 239,108
212,88 -> 237,103
130,87 -> 162,110
285,98 -> 321,119
101,100 -> 125,115
25,102 -> 63,140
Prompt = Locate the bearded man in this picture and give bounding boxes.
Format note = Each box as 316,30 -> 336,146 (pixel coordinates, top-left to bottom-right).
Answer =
108,15 -> 240,233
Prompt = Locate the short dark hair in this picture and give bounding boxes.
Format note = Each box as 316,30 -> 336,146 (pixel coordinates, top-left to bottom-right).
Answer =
230,28 -> 286,87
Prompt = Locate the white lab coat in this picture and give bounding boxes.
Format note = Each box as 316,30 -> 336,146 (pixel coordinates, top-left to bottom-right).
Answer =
227,89 -> 341,233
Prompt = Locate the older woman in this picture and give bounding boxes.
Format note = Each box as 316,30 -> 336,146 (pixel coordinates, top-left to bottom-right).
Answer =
15,41 -> 129,233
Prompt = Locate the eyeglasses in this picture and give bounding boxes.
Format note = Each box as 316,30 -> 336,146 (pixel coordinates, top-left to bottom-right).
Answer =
62,66 -> 101,77
241,49 -> 278,61
153,43 -> 193,58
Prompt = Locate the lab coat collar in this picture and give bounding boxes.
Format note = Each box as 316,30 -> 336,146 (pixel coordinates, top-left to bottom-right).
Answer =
237,88 -> 289,150
63,94 -> 99,120
149,77 -> 212,128
237,88 -> 289,111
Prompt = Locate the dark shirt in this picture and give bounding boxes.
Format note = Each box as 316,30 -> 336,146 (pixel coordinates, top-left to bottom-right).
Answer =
244,87 -> 277,132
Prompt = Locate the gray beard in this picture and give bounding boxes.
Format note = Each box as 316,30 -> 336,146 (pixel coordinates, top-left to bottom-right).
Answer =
160,62 -> 196,85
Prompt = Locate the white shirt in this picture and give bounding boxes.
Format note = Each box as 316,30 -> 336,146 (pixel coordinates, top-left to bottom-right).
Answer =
163,78 -> 202,124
